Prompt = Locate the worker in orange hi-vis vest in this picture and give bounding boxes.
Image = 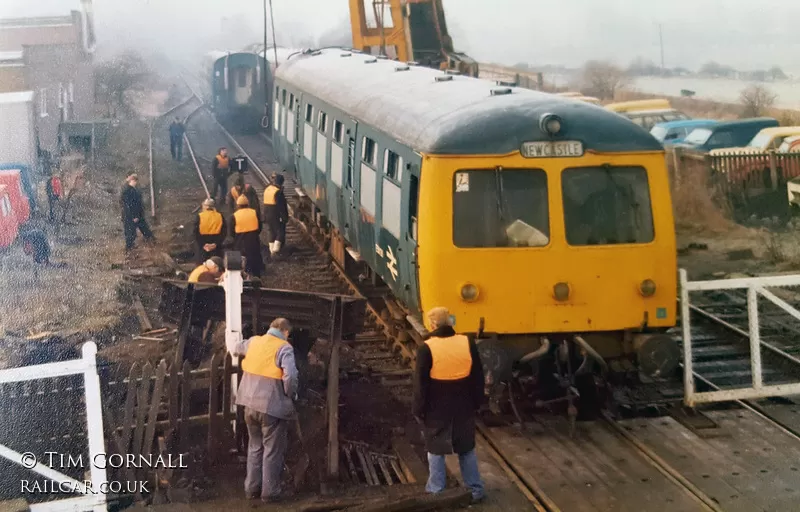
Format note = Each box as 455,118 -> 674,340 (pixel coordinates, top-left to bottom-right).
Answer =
230,194 -> 263,277
413,306 -> 486,504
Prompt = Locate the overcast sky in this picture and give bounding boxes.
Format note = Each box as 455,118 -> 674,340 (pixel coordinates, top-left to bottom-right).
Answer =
1,0 -> 797,72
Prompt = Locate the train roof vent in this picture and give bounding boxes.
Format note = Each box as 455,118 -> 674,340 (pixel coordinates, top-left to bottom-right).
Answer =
445,69 -> 461,75
364,58 -> 378,64
435,75 -> 454,82
490,87 -> 513,96
340,52 -> 352,57
395,64 -> 410,72
496,80 -> 517,87
311,50 -> 322,56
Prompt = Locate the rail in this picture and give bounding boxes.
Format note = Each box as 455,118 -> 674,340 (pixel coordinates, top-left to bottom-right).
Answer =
680,269 -> 800,406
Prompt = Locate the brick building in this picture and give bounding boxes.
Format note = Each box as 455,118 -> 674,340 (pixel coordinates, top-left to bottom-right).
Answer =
0,1 -> 97,155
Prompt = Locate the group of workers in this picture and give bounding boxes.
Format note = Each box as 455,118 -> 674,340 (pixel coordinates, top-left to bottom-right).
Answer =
230,305 -> 486,504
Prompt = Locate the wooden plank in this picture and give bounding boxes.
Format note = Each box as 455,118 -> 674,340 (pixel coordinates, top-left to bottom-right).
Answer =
101,405 -> 143,503
133,295 -> 153,332
207,353 -> 220,461
168,361 -> 179,441
179,360 -> 192,451
391,436 -> 425,484
143,360 -> 168,459
344,487 -> 471,512
131,363 -> 153,460
119,363 -> 139,452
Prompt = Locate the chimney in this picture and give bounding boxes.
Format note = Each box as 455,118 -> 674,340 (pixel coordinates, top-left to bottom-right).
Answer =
80,0 -> 97,55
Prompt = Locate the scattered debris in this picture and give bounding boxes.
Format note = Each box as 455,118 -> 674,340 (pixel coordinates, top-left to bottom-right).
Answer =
132,295 -> 153,331
727,248 -> 755,261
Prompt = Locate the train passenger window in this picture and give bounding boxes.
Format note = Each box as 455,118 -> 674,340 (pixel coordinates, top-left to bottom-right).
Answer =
333,120 -> 344,144
384,150 -> 402,182
289,94 -> 295,109
561,166 -> 654,246
281,89 -> 287,106
305,104 -> 314,123
452,169 -> 549,248
409,175 -> 419,241
318,111 -> 328,133
362,137 -> 377,166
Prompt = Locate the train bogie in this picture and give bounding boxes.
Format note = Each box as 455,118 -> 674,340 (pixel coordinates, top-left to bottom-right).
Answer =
269,48 -> 680,414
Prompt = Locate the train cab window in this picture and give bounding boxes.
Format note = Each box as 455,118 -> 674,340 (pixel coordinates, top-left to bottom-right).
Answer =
333,120 -> 344,144
237,68 -> 247,87
305,104 -> 314,123
562,166 -> 654,246
453,169 -> 549,248
384,150 -> 402,182
317,111 -> 328,133
362,137 -> 377,166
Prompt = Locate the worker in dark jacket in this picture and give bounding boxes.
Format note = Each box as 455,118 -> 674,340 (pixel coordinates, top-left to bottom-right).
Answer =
230,176 -> 260,221
263,173 -> 289,256
120,174 -> 154,252
194,198 -> 226,263
45,172 -> 63,223
231,194 -> 263,277
188,256 -> 224,284
21,229 -> 52,265
169,117 -> 185,161
413,306 -> 486,503
211,148 -> 231,205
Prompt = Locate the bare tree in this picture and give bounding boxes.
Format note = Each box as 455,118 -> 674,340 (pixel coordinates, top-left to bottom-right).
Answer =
581,61 -> 629,100
95,52 -> 151,118
739,84 -> 777,117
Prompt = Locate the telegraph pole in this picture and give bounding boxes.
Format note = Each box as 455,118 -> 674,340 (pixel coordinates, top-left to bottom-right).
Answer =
659,23 -> 665,72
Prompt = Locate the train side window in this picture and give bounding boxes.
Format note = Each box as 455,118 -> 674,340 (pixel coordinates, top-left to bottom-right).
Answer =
281,89 -> 287,106
409,174 -> 419,241
360,163 -> 376,215
362,137 -> 377,166
384,150 -> 402,182
561,166 -> 654,246
453,169 -> 549,248
317,111 -> 328,133
333,120 -> 344,144
305,104 -> 313,123
289,93 -> 295,109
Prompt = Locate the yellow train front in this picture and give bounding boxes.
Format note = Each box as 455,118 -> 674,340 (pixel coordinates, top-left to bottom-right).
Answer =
271,49 -> 677,416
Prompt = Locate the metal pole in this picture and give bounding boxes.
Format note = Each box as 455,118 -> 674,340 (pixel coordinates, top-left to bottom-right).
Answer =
327,297 -> 343,479
680,269 -> 695,406
659,24 -> 665,72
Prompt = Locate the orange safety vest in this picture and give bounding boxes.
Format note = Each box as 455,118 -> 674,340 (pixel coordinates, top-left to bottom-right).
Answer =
216,154 -> 230,170
188,265 -> 211,283
234,207 -> 258,233
241,333 -> 288,379
425,335 -> 472,380
263,185 -> 279,205
198,210 -> 223,235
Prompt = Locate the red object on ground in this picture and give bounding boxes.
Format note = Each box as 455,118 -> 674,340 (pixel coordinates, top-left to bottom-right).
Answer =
0,184 -> 19,249
0,169 -> 30,224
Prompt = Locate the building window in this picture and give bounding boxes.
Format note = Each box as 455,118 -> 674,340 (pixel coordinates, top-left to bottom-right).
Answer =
384,149 -> 402,181
57,83 -> 64,108
333,120 -> 344,144
305,104 -> 313,123
39,88 -> 48,117
362,137 -> 377,166
317,111 -> 328,133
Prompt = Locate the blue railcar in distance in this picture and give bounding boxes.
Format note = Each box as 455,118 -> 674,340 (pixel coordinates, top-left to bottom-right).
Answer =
210,52 -> 271,134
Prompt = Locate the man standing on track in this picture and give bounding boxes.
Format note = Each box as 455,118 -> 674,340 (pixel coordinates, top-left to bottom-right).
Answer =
413,306 -> 486,504
120,174 -> 155,253
231,194 -> 263,277
211,147 -> 231,204
169,117 -> 186,161
193,198 -> 225,263
228,317 -> 298,503
263,173 -> 289,256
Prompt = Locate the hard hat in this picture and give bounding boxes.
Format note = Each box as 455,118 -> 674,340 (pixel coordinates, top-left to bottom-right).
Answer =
236,195 -> 249,206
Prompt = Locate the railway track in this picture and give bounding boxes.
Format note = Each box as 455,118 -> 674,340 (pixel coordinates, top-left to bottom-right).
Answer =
172,77 -> 800,511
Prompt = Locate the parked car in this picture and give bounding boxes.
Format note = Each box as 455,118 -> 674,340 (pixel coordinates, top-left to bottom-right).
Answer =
0,185 -> 19,250
651,119 -> 720,145
678,118 -> 779,153
778,135 -> 800,153
709,126 -> 800,156
606,99 -> 690,130
0,169 -> 30,224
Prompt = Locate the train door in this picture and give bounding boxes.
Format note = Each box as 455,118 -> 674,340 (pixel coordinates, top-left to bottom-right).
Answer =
327,117 -> 347,230
314,109 -> 330,214
400,156 -> 422,312
297,97 -> 316,192
292,98 -> 301,175
342,119 -> 360,248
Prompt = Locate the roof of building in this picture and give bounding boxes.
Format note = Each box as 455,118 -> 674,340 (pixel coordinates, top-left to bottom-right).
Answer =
0,91 -> 34,103
276,48 -> 662,155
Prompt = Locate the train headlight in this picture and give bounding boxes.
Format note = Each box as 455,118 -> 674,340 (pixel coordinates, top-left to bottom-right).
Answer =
553,282 -> 570,301
539,113 -> 562,136
460,283 -> 480,302
639,279 -> 657,297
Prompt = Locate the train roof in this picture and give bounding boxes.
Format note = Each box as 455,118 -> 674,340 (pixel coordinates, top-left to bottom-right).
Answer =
276,48 -> 662,155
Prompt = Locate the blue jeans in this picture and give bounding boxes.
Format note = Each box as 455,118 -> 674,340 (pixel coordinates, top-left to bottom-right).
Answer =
426,450 -> 485,500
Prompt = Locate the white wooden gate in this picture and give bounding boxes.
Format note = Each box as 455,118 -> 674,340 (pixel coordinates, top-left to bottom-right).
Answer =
0,342 -> 107,511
